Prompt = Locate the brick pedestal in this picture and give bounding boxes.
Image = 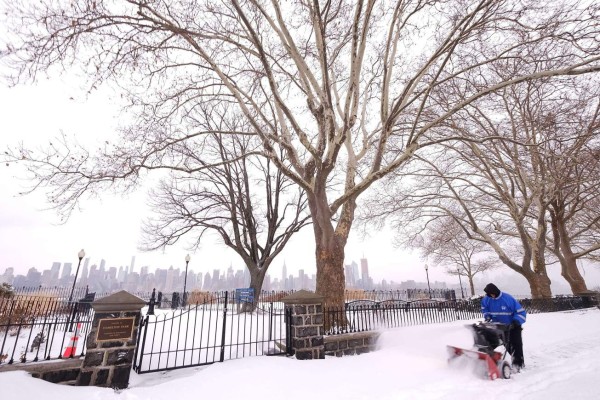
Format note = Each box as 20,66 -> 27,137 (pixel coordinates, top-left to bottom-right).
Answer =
76,291 -> 146,389
282,290 -> 324,360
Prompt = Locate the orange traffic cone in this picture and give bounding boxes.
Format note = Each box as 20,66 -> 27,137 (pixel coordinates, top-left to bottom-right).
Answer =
62,333 -> 79,358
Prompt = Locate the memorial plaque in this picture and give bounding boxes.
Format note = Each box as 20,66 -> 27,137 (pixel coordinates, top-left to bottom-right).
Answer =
97,317 -> 135,341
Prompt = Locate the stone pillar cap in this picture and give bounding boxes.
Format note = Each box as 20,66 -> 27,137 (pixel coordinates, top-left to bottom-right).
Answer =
92,290 -> 147,312
281,290 -> 324,305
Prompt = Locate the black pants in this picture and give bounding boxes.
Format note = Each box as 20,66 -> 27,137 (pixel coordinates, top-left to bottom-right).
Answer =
508,326 -> 524,367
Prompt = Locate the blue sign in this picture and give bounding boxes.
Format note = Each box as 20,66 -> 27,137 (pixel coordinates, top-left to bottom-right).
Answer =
236,288 -> 255,303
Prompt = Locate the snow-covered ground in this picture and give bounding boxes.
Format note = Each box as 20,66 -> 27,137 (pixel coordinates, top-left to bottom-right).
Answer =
1,308 -> 598,400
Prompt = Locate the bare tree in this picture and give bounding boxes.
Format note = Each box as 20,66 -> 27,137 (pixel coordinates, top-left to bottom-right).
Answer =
411,218 -> 498,297
366,76 -> 600,298
141,126 -> 310,308
2,1 -> 600,307
543,91 -> 600,294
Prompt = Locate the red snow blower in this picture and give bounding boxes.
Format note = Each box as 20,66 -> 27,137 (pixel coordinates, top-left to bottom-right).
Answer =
447,321 -> 513,380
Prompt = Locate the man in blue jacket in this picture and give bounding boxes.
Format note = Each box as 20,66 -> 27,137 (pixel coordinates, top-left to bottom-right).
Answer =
481,283 -> 526,371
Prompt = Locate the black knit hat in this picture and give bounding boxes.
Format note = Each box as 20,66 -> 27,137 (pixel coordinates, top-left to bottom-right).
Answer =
484,283 -> 501,297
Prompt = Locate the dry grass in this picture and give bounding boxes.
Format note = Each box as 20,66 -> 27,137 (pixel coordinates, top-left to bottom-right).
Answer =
0,292 -> 64,326
187,290 -> 217,305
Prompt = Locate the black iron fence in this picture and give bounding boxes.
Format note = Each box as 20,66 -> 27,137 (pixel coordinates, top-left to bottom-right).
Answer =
4,286 -> 597,370
6,286 -> 152,303
0,297 -> 95,366
152,290 -> 296,310
324,299 -> 480,335
133,291 -> 289,374
324,295 -> 599,335
6,287 -> 459,306
343,289 -> 457,301
520,295 -> 599,312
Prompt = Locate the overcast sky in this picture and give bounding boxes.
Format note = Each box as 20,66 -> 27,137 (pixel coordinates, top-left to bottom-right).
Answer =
1,76 -> 599,292
0,78 -> 431,281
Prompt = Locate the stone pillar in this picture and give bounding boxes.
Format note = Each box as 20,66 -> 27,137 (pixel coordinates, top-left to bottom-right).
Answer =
76,291 -> 146,389
282,290 -> 325,360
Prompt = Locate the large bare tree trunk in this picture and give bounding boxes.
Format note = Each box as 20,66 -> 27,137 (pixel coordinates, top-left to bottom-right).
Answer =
550,207 -> 588,294
559,256 -> 588,294
527,208 -> 553,299
523,270 -> 553,298
307,187 -> 354,310
314,235 -> 347,308
468,279 -> 475,297
241,267 -> 268,312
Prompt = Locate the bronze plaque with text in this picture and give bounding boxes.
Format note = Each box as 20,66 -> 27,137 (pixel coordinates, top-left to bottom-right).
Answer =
96,317 -> 135,341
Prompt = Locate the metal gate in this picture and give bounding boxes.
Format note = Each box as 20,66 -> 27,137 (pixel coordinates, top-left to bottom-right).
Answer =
133,292 -> 289,374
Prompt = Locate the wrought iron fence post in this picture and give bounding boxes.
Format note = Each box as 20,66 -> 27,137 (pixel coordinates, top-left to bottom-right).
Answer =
219,291 -> 228,362
285,307 -> 294,356
0,301 -> 16,364
133,315 -> 149,373
147,288 -> 156,316
268,301 -> 273,341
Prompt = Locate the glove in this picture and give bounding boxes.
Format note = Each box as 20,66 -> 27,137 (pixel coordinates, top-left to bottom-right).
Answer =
510,320 -> 521,329
484,316 -> 492,322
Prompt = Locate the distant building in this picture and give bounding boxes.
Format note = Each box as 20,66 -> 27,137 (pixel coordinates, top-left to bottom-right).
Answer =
129,256 -> 136,275
60,263 -> 72,281
80,258 -> 90,286
50,262 -> 61,284
345,263 -> 357,288
282,262 -> 287,288
26,267 -> 42,287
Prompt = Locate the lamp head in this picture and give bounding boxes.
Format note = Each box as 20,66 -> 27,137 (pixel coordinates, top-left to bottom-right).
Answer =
185,254 -> 191,263
78,249 -> 85,260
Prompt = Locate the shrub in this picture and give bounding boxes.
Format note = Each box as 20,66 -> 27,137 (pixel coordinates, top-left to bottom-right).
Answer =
0,283 -> 14,298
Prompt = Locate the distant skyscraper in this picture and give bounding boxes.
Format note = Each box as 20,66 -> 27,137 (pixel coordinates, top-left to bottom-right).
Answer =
60,263 -> 72,281
80,259 -> 89,286
50,262 -> 61,283
129,256 -> 136,274
99,259 -> 106,272
351,261 -> 359,286
41,269 -> 52,286
360,257 -> 371,289
213,269 -> 220,289
166,266 -> 176,292
203,272 -> 211,290
26,267 -> 42,287
299,269 -> 307,289
282,262 -> 287,289
196,272 -> 203,290
360,257 -> 370,281
345,264 -> 356,287
89,264 -> 98,282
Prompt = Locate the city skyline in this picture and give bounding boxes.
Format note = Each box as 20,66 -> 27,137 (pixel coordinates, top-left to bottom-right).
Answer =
2,249 -> 594,298
0,255 -> 457,295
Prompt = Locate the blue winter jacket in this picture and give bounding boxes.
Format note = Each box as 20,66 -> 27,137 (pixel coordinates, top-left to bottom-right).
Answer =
481,292 -> 526,325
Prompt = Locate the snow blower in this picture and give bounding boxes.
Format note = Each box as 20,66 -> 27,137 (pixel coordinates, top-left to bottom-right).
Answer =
447,321 -> 512,380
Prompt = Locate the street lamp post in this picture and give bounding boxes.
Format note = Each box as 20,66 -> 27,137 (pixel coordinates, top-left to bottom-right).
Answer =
68,249 -> 85,303
182,254 -> 191,307
457,268 -> 465,299
68,249 -> 85,332
425,264 -> 432,299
